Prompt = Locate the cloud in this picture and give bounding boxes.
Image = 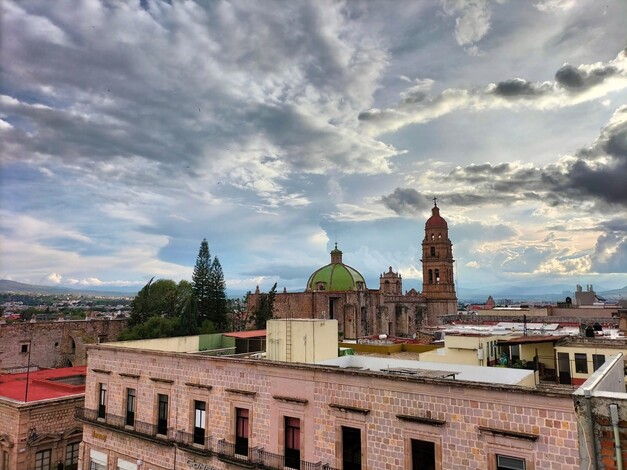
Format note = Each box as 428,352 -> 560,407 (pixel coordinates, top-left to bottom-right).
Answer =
45,272 -> 63,284
359,48 -> 627,134
441,0 -> 492,48
380,188 -> 432,215
438,105 -> 627,208
1,0 -> 398,210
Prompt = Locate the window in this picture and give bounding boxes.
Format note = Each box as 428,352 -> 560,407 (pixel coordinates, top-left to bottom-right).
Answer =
235,408 -> 249,456
157,394 -> 169,435
285,417 -> 301,469
593,354 -> 606,371
342,426 -> 361,470
89,450 -> 107,470
511,345 -> 520,363
194,401 -> 206,445
35,449 -> 51,470
21,343 -> 28,353
2,450 -> 9,470
98,383 -> 107,419
126,388 -> 136,427
66,442 -> 80,470
434,269 -> 440,283
430,247 -> 436,257
575,353 -> 588,373
411,439 -> 435,470
496,454 -> 526,470
428,270 -> 433,284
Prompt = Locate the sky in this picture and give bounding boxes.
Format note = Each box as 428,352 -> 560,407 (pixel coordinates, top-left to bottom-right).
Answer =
1,0 -> 626,297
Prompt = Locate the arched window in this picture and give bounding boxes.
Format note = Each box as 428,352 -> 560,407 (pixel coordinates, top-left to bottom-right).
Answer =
438,233 -> 442,239
431,233 -> 435,240
428,270 -> 433,284
435,269 -> 440,283
70,338 -> 76,354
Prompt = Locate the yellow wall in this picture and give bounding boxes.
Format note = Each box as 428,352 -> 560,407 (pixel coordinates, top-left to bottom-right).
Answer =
267,319 -> 338,363
554,345 -> 627,382
114,335 -> 200,352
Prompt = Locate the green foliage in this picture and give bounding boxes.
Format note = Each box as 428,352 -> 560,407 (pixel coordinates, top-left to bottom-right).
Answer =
199,319 -> 217,335
254,283 -> 277,329
208,257 -> 227,331
192,239 -> 212,325
130,278 -> 192,327
118,316 -> 183,341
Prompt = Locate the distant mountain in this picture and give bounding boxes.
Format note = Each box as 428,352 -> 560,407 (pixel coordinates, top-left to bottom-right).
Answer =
600,285 -> 627,297
0,279 -> 135,297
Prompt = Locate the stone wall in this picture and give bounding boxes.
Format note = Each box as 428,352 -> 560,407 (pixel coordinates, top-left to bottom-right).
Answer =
0,395 -> 84,470
0,319 -> 128,371
81,344 -> 579,470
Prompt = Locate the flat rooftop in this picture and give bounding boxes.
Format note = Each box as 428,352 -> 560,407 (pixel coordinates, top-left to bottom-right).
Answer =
317,356 -> 534,386
0,366 -> 86,403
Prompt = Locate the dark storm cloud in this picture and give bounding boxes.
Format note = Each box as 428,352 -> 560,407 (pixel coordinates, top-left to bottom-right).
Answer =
444,106 -> 627,208
380,188 -> 431,215
555,63 -> 619,90
492,79 -> 546,97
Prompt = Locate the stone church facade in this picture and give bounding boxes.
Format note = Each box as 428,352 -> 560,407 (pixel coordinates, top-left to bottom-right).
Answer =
248,203 -> 457,339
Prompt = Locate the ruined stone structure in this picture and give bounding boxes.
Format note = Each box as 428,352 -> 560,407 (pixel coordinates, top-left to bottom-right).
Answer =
248,203 -> 457,338
0,319 -> 127,372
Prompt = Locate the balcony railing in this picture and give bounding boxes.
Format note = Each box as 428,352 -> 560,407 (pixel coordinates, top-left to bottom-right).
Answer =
75,407 -> 175,442
256,449 -> 338,470
217,439 -> 257,465
76,408 -> 338,470
175,431 -> 213,453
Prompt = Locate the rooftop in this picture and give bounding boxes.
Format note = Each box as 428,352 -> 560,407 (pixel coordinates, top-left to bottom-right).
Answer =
0,366 -> 86,403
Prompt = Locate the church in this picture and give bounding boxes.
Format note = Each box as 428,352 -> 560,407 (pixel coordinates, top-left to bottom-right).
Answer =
247,202 -> 458,339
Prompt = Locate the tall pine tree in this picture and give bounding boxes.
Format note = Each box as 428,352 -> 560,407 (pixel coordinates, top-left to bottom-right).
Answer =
208,257 -> 228,331
192,239 -> 212,326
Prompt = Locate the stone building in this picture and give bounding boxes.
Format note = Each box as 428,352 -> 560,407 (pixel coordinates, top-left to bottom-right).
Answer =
0,366 -> 86,470
77,334 -> 579,470
0,318 -> 127,372
248,202 -> 457,338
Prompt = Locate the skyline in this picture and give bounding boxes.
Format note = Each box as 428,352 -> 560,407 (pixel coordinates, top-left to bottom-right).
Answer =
1,0 -> 626,296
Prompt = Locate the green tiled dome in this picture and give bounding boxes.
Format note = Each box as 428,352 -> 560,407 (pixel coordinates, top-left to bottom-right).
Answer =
306,245 -> 366,292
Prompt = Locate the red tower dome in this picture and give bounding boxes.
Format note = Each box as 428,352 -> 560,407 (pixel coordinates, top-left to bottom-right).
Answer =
425,203 -> 448,229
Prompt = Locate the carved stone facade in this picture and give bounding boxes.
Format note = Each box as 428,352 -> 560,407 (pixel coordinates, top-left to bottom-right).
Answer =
248,203 -> 457,337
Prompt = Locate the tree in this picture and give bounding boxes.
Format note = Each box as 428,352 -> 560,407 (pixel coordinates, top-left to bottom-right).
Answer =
208,256 -> 228,331
129,278 -> 179,326
254,283 -> 277,329
177,280 -> 198,335
192,239 -> 212,325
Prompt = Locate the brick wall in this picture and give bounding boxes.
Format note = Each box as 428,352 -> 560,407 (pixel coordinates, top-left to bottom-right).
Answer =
81,345 -> 580,470
0,319 -> 127,371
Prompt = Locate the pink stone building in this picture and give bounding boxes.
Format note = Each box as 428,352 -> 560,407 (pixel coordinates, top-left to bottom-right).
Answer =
0,366 -> 86,470
77,339 -> 579,470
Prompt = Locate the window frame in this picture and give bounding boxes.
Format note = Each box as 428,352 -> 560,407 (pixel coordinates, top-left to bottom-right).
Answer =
592,354 -> 606,372
98,383 -> 107,419
193,400 -> 207,445
496,454 -> 526,470
235,407 -> 250,456
284,416 -> 301,469
35,449 -> 51,470
575,353 -> 588,374
157,393 -> 169,436
125,387 -> 136,427
65,441 -> 80,470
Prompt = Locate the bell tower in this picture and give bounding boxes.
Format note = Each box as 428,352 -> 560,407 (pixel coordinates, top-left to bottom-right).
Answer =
421,199 -> 457,323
